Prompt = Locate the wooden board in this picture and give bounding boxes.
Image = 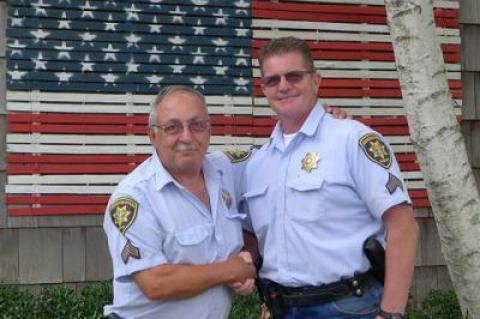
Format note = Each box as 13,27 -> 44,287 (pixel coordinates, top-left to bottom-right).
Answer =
18,228 -> 63,284
4,0 -> 462,217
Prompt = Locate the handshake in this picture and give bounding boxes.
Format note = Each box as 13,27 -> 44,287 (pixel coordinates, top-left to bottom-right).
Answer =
226,251 -> 257,295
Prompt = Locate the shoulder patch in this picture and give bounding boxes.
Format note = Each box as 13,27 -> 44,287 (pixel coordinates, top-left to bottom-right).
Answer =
386,173 -> 404,194
223,150 -> 252,163
359,133 -> 392,169
110,197 -> 139,233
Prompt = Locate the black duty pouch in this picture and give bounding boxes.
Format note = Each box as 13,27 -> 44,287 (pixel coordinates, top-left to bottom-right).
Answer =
363,235 -> 385,284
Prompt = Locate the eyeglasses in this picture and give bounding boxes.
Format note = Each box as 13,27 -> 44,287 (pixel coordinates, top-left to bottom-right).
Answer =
261,70 -> 315,88
152,118 -> 210,135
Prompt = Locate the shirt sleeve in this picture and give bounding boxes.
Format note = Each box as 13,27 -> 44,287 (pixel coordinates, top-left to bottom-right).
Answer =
103,190 -> 168,280
347,126 -> 412,221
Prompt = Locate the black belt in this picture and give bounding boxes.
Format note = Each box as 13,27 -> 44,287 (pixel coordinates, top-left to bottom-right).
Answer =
282,270 -> 376,307
257,270 -> 377,316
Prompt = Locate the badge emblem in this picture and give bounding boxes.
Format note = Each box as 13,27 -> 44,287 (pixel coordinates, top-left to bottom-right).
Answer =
359,133 -> 392,169
386,173 -> 404,194
222,188 -> 232,209
301,152 -> 320,173
110,197 -> 139,233
224,150 -> 252,163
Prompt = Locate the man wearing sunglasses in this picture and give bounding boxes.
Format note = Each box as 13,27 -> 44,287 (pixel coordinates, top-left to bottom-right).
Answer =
103,85 -> 257,319
241,37 -> 418,319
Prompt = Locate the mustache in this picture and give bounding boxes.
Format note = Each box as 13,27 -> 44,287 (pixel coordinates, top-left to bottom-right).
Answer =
175,143 -> 199,152
277,94 -> 297,99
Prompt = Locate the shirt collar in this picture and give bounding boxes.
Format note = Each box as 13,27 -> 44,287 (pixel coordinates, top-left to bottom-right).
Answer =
267,100 -> 326,150
151,150 -> 222,191
151,150 -> 175,191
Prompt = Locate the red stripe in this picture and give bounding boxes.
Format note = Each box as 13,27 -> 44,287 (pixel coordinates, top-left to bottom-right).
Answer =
253,2 -> 458,27
412,199 -> 431,208
6,115 -> 423,138
252,79 -> 461,89
7,117 -> 415,136
252,41 -> 460,63
254,2 -> 386,15
8,163 -> 139,174
7,114 -> 255,125
253,87 -> 461,99
6,154 -> 149,163
7,191 -> 428,205
7,196 -> 430,216
7,160 -> 419,174
253,40 -> 459,53
7,195 -> 109,204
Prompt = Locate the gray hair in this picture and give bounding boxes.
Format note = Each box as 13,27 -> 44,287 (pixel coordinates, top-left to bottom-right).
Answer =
148,85 -> 207,127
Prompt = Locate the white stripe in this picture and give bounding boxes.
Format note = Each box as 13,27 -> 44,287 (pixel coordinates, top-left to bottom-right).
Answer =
254,97 -> 462,107
6,138 -> 416,154
9,175 -> 125,185
6,91 -> 254,114
4,180 -> 427,194
8,170 -> 425,185
252,59 -> 460,72
253,69 -> 461,80
253,30 -> 460,44
252,104 -> 462,117
6,134 -> 256,145
7,91 -> 253,105
5,184 -> 116,194
6,102 -> 254,115
253,19 -> 459,36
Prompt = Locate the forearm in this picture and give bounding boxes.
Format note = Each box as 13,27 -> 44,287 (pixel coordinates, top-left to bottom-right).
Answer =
380,204 -> 419,313
134,261 -> 238,300
134,253 -> 256,300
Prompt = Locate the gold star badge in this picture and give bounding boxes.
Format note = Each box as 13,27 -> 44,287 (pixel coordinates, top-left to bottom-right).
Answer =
301,152 -> 320,173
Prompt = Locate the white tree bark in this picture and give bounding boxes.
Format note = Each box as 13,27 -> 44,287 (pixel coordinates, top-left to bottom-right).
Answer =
384,0 -> 480,317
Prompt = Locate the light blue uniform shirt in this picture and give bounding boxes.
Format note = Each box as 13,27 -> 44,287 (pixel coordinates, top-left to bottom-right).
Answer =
103,151 -> 245,319
242,102 -> 410,287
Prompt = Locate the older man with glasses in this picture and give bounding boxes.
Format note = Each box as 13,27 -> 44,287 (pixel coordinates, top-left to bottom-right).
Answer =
103,85 -> 256,319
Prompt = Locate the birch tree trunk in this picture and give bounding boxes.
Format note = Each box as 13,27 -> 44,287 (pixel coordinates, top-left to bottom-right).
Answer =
384,0 -> 480,317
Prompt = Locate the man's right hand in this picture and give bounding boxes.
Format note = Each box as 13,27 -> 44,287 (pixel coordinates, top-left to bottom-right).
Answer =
228,252 -> 256,295
225,253 -> 256,284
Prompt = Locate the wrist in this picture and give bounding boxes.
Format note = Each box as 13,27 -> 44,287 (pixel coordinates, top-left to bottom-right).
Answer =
377,308 -> 404,319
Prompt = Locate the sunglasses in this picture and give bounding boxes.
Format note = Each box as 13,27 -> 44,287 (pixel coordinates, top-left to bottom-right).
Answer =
261,70 -> 315,88
152,118 -> 210,135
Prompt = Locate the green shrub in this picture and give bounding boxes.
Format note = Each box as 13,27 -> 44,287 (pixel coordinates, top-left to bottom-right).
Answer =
229,292 -> 261,319
78,282 -> 113,319
421,290 -> 462,319
0,286 -> 36,319
35,286 -> 82,319
0,283 -> 463,319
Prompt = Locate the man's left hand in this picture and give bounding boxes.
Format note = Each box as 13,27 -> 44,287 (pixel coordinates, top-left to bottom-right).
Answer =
324,105 -> 349,119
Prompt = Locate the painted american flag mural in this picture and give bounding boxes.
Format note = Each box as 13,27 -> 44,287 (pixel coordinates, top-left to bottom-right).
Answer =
5,0 -> 461,216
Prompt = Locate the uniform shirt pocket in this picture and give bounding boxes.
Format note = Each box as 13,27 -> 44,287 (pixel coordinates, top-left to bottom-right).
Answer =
174,223 -> 212,245
286,176 -> 326,222
242,185 -> 271,233
170,223 -> 215,264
